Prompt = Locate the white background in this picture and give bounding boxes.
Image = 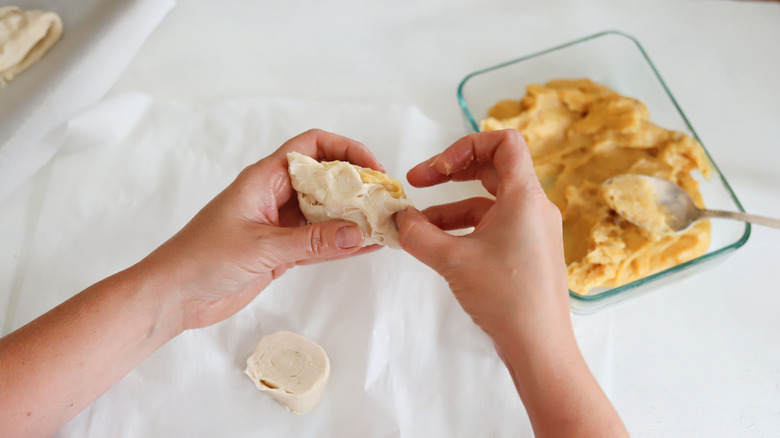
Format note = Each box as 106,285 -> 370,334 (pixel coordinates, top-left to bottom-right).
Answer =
1,0 -> 779,436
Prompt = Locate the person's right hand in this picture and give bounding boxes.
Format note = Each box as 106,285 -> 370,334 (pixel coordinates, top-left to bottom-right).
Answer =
395,130 -> 628,437
394,129 -> 571,342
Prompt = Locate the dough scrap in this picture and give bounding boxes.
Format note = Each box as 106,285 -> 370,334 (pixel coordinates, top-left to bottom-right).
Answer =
0,6 -> 63,86
287,151 -> 413,248
245,331 -> 330,415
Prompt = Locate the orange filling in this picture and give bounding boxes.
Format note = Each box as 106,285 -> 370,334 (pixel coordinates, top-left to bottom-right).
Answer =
481,79 -> 711,294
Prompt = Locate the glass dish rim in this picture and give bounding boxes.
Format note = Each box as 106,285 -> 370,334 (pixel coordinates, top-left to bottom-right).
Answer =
456,29 -> 751,303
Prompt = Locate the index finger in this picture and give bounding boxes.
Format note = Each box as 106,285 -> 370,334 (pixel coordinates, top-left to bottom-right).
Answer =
233,129 -> 385,221
275,128 -> 384,172
407,130 -> 537,193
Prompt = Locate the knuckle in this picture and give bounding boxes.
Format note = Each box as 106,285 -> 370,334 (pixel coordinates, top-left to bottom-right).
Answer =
547,201 -> 563,222
507,129 -> 526,144
537,197 -> 563,225
306,225 -> 328,256
304,128 -> 324,137
438,252 -> 461,274
235,163 -> 256,183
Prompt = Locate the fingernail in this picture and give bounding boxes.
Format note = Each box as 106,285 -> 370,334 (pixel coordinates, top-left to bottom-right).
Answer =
336,226 -> 364,248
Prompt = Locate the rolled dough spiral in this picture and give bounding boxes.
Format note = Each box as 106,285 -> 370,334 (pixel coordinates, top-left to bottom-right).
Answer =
245,331 -> 330,415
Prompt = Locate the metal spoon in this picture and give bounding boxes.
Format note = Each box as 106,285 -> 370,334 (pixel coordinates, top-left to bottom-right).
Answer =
602,174 -> 780,233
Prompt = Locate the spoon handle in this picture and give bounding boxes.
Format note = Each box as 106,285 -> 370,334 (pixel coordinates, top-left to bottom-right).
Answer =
700,209 -> 780,230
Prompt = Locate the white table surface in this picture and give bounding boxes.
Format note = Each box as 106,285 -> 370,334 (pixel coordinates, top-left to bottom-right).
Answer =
2,0 -> 780,436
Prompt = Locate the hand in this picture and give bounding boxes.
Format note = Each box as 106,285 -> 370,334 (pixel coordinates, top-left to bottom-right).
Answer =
395,130 -> 628,436
394,129 -> 570,341
0,129 -> 387,437
141,129 -> 383,332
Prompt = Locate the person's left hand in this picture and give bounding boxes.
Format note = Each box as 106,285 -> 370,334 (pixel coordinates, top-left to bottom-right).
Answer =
139,129 -> 382,332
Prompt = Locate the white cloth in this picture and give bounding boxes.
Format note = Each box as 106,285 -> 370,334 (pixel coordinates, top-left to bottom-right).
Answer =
0,0 -> 175,202
2,94 -> 611,437
2,1 -> 778,436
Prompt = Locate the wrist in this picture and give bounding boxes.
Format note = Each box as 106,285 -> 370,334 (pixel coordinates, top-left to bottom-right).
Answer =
487,290 -> 583,391
485,285 -> 575,354
491,309 -> 579,366
122,258 -> 187,342
491,303 -> 627,436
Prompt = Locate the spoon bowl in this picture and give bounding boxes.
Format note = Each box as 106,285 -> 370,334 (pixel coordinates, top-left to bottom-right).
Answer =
602,175 -> 780,233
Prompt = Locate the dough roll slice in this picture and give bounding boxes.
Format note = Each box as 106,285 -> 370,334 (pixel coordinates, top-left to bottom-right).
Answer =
245,331 -> 330,415
287,151 -> 413,248
0,6 -> 63,85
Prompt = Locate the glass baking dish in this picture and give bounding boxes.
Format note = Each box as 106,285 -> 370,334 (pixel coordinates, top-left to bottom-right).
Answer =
456,30 -> 750,314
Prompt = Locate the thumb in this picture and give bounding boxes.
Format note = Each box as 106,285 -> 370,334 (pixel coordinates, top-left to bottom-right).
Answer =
395,207 -> 456,273
264,221 -> 365,266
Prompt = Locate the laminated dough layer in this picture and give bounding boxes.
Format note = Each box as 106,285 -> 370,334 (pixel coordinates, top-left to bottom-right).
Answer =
287,151 -> 413,248
0,6 -> 63,85
245,331 -> 330,415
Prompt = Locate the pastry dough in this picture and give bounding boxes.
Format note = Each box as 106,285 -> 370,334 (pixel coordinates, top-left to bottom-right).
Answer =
287,151 -> 413,248
245,331 -> 330,415
0,6 -> 63,86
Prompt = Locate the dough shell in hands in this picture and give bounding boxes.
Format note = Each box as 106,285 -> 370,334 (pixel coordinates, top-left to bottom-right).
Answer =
0,6 -> 63,86
245,331 -> 330,415
287,151 -> 413,248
